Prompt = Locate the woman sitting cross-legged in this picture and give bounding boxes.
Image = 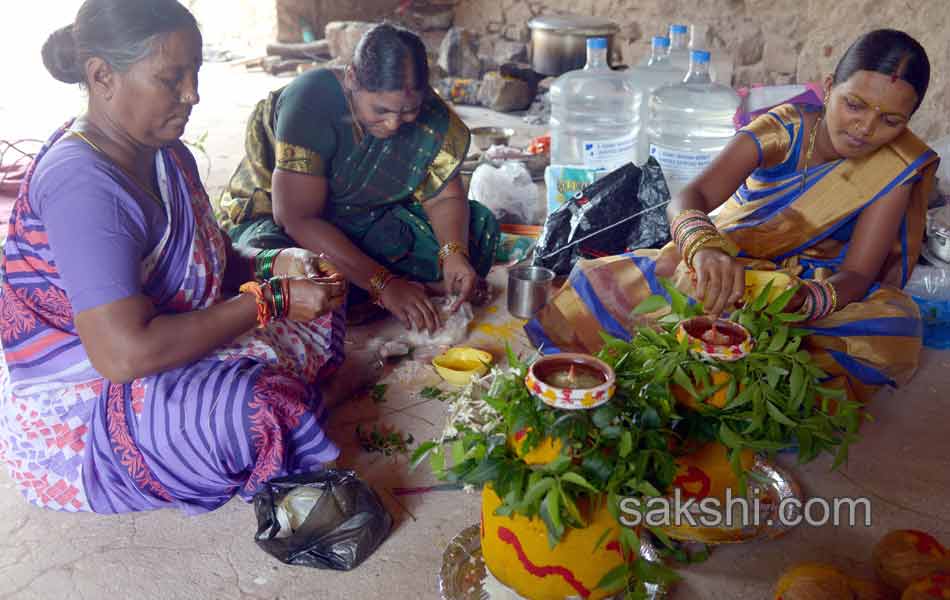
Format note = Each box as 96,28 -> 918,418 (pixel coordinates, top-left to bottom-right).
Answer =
0,0 -> 379,514
527,29 -> 939,404
218,23 -> 500,332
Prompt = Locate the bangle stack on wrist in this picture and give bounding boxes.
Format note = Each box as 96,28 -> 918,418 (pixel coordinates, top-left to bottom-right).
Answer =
369,268 -> 396,307
799,279 -> 838,321
240,277 -> 292,327
254,248 -> 284,281
670,209 -> 739,270
437,241 -> 468,271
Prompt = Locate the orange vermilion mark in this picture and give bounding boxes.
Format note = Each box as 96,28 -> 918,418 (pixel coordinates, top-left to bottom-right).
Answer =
673,466 -> 712,499
497,526 -> 591,598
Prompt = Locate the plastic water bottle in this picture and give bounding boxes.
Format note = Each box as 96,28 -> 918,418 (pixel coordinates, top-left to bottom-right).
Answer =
546,38 -> 642,213
628,37 -> 683,165
647,49 -> 741,198
667,24 -> 691,74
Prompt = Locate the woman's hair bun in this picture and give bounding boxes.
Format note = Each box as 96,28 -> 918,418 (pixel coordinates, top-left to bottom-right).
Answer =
42,25 -> 84,84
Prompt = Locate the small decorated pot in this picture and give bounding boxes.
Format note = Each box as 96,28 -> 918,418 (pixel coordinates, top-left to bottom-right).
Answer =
525,353 -> 616,410
676,316 -> 753,362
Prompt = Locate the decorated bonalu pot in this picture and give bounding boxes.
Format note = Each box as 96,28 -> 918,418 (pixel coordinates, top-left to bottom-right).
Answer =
525,353 -> 616,410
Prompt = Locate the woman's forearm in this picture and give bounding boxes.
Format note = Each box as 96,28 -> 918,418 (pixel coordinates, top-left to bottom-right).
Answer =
422,192 -> 470,252
827,270 -> 873,309
667,186 -> 714,222
83,292 -> 261,383
284,216 -> 385,290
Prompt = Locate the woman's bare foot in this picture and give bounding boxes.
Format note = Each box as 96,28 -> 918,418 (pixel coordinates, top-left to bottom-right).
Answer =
320,350 -> 385,409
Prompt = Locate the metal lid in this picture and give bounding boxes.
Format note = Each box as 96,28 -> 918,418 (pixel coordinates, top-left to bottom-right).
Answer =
527,14 -> 620,35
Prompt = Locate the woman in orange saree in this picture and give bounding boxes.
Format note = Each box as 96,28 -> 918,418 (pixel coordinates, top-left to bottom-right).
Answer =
527,30 -> 939,403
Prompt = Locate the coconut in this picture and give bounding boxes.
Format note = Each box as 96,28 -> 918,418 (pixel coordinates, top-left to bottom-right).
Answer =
774,563 -> 856,600
873,530 -> 948,591
849,577 -> 899,600
900,572 -> 950,599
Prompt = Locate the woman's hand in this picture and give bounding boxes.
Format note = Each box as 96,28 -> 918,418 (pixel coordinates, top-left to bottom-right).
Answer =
691,248 -> 746,316
273,248 -> 342,279
379,278 -> 442,332
286,275 -> 346,321
441,253 -> 478,312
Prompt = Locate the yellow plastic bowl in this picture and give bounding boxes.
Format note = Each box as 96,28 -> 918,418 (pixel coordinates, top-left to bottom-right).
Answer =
432,347 -> 493,386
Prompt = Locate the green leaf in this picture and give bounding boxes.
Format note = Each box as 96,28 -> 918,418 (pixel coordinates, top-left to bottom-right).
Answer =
660,278 -> 688,317
766,401 -> 798,426
619,525 -> 640,554
672,366 -> 698,399
750,280 -> 774,312
370,383 -> 388,403
632,294 -> 670,315
637,480 -> 662,497
521,477 -> 555,510
765,285 -> 797,315
462,458 -> 501,485
719,422 -> 746,448
618,430 -> 633,458
582,453 -> 613,487
420,386 -> 444,399
592,405 -> 619,429
541,454 -> 571,475
596,565 -> 629,592
646,525 -> 675,551
409,441 -> 437,471
687,362 -> 710,388
429,447 -> 445,475
451,439 -> 465,465
767,325 -> 789,352
544,486 -> 563,534
764,365 -> 788,389
636,557 -> 683,586
789,363 -> 805,410
558,481 -> 585,527
561,471 -> 599,494
723,385 -> 752,410
591,527 -> 613,554
783,336 -> 803,353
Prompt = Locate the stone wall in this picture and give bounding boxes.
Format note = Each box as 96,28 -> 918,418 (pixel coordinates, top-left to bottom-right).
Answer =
452,0 -> 950,141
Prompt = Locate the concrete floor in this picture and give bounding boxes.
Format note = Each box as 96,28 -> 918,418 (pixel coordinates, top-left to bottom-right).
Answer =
2,23 -> 950,600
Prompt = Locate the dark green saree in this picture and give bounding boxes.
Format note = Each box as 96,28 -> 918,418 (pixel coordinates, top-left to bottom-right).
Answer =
220,68 -> 498,282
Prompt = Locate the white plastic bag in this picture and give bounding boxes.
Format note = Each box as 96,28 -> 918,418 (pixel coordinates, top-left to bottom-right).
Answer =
468,160 -> 541,224
933,134 -> 950,198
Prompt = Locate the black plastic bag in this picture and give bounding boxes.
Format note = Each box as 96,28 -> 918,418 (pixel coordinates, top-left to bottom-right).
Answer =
534,158 -> 672,275
253,469 -> 392,570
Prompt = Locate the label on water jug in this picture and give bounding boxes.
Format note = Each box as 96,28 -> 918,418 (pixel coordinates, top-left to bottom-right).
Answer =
582,132 -> 638,171
648,144 -> 713,189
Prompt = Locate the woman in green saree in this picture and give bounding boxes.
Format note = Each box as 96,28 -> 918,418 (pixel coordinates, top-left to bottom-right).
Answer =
528,30 -> 938,404
219,24 -> 499,331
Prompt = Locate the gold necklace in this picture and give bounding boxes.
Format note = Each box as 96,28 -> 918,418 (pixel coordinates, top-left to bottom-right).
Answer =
68,129 -> 165,209
801,113 -> 823,191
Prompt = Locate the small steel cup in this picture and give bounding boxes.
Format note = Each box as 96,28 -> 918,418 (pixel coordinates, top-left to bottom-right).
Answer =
507,266 -> 555,319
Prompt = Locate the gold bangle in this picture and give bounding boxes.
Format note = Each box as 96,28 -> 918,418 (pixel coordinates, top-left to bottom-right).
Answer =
368,268 -> 396,305
823,280 -> 838,313
683,231 -> 720,268
438,241 -> 468,267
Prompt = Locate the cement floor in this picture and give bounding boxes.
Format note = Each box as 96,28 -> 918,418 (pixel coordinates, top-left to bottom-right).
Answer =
1,36 -> 949,600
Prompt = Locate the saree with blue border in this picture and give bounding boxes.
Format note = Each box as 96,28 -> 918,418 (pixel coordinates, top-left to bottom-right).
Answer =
527,104 -> 939,403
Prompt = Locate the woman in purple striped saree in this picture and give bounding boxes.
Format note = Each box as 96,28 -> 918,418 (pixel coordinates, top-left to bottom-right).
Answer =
0,0 -> 363,514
